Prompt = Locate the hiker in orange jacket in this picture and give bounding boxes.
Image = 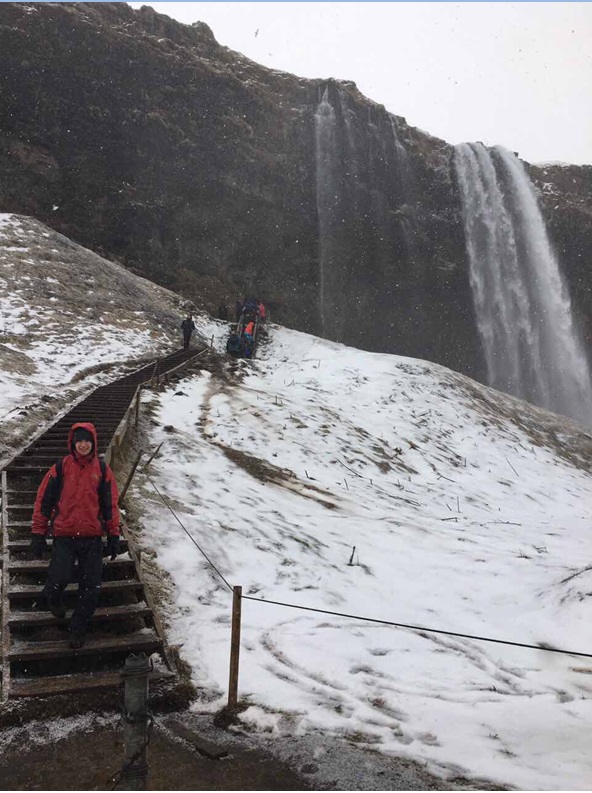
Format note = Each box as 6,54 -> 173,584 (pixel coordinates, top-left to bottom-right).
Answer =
244,320 -> 255,338
30,422 -> 120,648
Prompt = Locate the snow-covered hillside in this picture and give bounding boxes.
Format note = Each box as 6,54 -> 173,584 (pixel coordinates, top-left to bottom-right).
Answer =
134,321 -> 592,790
0,213 -> 205,464
2,224 -> 592,789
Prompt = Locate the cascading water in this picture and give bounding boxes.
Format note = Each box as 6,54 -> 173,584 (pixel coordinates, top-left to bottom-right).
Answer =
454,142 -> 592,425
316,88 -> 408,348
314,86 -> 340,338
390,118 -> 420,264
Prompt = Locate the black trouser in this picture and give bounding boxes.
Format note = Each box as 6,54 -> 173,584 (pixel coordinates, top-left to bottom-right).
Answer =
183,332 -> 192,350
43,536 -> 103,634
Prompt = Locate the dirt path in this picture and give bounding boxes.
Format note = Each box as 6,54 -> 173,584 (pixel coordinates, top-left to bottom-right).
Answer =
0,709 -> 504,791
0,717 -> 310,791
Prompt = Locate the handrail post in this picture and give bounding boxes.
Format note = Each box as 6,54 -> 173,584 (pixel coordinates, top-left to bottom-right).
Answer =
150,361 -> 158,388
134,388 -> 141,428
228,585 -> 242,708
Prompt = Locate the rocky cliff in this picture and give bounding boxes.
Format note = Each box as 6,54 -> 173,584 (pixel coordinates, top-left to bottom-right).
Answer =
1,1 -> 590,384
528,162 -> 592,346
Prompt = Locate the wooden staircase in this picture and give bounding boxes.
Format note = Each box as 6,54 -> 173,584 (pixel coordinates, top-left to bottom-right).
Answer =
0,347 -> 206,699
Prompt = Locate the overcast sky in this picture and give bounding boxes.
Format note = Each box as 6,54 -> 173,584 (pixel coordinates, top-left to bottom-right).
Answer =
128,2 -> 592,166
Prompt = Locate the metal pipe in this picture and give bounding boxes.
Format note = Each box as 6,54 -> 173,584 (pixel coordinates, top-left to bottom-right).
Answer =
119,652 -> 151,790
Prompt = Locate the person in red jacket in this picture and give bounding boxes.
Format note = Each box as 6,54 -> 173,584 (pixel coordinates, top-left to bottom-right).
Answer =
30,422 -> 120,649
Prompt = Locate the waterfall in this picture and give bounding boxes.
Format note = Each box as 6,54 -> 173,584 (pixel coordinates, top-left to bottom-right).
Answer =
314,86 -> 340,337
390,118 -> 413,197
454,142 -> 592,425
390,118 -> 420,264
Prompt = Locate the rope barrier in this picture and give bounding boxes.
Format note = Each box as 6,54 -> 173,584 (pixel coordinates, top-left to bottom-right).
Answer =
145,473 -> 233,592
242,594 -> 592,660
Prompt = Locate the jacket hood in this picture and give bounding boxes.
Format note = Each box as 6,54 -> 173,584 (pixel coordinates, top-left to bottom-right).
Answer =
68,421 -> 98,456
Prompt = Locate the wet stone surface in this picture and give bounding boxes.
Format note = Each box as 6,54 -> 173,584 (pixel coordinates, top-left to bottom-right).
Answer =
0,710 -> 504,791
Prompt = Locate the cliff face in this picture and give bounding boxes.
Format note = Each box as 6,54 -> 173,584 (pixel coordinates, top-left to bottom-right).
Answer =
1,2 -> 590,383
529,163 -> 592,346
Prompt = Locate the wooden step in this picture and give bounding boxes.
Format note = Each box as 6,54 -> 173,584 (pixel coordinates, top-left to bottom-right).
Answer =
10,669 -> 124,697
8,630 -> 162,661
43,426 -> 119,433
7,538 -> 129,551
9,668 -> 174,698
16,453 -> 70,459
3,490 -> 38,496
9,579 -> 144,600
21,450 -> 65,457
8,557 -> 135,573
10,461 -> 74,468
8,602 -> 153,628
6,466 -> 56,474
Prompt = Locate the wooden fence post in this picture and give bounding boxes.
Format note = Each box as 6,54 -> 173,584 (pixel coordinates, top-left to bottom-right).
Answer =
149,361 -> 158,388
228,585 -> 242,708
119,451 -> 144,503
141,442 -> 163,471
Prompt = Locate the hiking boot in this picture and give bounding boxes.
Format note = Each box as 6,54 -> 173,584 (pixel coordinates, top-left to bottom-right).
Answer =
69,631 -> 86,650
48,598 -> 66,620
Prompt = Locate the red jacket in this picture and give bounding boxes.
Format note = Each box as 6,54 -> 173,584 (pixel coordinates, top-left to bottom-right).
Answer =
244,321 -> 255,336
31,422 -> 120,538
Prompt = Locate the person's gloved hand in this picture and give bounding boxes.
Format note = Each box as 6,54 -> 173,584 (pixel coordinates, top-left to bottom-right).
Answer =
30,534 -> 48,559
105,534 -> 120,561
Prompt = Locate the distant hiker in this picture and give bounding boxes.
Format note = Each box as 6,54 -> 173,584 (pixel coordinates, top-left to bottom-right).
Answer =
181,314 -> 196,350
244,320 -> 255,338
242,335 -> 253,358
243,296 -> 259,322
258,301 -> 266,323
218,303 -> 229,321
235,299 -> 243,323
226,331 -> 242,357
244,296 -> 258,314
30,422 -> 120,649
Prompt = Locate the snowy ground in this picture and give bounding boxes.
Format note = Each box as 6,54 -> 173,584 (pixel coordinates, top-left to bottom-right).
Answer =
2,214 -> 592,788
0,213 -> 199,464
133,319 -> 592,791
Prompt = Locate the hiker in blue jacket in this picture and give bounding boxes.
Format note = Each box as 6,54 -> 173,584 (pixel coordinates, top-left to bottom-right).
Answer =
226,331 -> 242,357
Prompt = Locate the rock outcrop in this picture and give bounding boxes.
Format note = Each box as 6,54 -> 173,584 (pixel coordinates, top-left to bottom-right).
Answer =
0,1 -> 590,384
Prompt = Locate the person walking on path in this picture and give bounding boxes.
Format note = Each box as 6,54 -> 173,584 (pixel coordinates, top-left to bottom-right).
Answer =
226,330 -> 243,357
181,314 -> 196,350
243,296 -> 258,323
244,320 -> 256,338
30,422 -> 120,649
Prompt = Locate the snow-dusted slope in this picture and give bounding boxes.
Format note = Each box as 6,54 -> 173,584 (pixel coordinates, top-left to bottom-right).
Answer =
136,321 -> 592,790
2,227 -> 591,790
0,213 -> 206,464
